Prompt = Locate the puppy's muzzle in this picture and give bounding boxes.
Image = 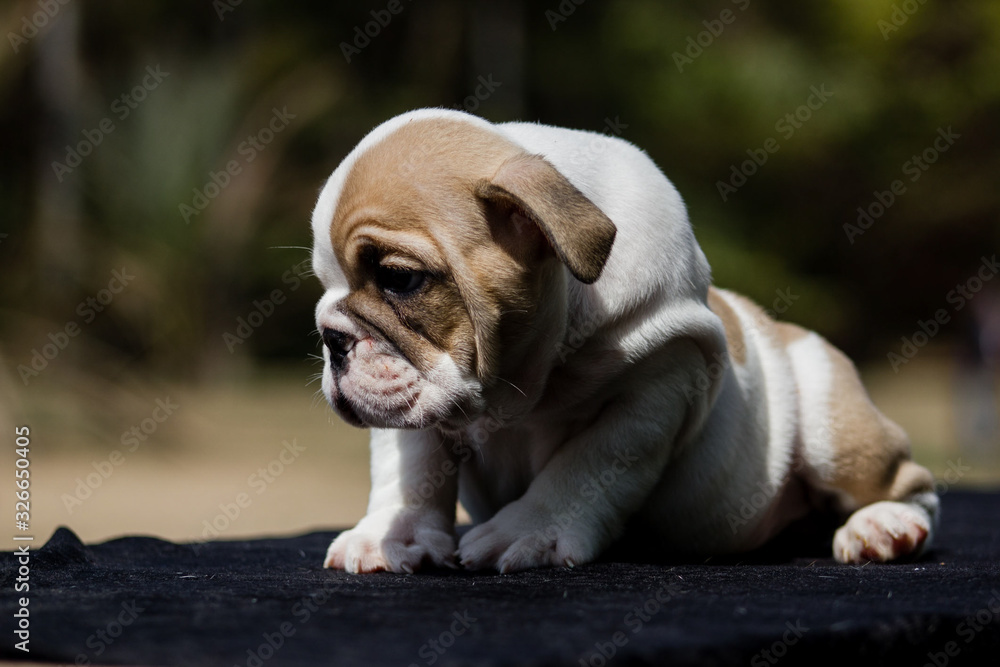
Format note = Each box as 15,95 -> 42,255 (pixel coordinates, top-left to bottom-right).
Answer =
322,328 -> 354,370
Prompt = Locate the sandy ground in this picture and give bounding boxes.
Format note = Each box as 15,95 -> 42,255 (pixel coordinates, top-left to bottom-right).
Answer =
3,348 -> 998,546
5,367 -> 373,544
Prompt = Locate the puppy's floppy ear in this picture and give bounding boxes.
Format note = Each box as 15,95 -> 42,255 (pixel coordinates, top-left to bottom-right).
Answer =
474,154 -> 617,284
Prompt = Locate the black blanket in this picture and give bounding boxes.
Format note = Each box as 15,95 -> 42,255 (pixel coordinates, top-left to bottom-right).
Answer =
3,491 -> 999,666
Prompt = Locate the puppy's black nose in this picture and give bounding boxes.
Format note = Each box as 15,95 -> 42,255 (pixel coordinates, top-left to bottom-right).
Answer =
322,328 -> 353,369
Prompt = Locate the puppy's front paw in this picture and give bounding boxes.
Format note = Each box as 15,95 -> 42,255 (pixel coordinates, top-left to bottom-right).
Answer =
833,501 -> 931,564
458,500 -> 601,573
324,507 -> 457,574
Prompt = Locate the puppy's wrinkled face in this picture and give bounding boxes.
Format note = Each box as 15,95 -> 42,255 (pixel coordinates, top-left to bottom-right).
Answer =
311,114 -> 616,431
312,118 -> 531,430
312,250 -> 480,431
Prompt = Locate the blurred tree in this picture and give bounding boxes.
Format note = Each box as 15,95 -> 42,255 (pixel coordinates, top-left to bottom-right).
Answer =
0,0 -> 997,386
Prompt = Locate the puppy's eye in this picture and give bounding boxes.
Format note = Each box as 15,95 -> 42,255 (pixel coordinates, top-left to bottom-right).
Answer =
375,265 -> 426,295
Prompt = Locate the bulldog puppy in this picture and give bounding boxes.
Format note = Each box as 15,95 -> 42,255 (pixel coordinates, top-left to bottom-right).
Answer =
311,108 -> 938,574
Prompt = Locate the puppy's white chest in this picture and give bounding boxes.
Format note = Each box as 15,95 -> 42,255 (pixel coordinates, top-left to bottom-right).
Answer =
456,421 -> 561,523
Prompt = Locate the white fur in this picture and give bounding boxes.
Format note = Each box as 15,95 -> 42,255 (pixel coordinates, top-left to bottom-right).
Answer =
324,429 -> 457,573
722,290 -> 799,494
785,333 -> 838,482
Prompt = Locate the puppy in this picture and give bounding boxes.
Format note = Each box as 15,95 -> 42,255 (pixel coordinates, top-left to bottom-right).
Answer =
310,109 -> 938,573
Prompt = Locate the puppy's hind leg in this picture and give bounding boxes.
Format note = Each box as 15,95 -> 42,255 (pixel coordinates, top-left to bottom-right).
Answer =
783,325 -> 939,564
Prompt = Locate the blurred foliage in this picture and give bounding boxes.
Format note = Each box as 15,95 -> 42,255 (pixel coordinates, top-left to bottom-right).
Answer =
1,0 -> 998,387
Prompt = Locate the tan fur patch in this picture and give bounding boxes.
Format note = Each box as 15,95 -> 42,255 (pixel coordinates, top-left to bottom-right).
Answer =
331,119 -> 524,377
707,288 -> 746,365
328,117 -> 619,384
820,340 -> 933,507
475,154 -> 616,284
715,286 -> 934,508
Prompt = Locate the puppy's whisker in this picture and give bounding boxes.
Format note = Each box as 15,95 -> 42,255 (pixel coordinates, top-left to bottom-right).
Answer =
403,385 -> 427,428
472,434 -> 487,466
430,433 -> 448,455
495,376 -> 527,398
417,390 -> 428,427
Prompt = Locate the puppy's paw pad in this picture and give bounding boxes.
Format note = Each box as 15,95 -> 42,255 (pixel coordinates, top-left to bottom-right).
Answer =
324,509 -> 456,574
833,501 -> 931,564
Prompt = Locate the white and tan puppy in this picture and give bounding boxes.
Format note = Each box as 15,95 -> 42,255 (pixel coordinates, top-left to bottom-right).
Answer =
310,108 -> 938,573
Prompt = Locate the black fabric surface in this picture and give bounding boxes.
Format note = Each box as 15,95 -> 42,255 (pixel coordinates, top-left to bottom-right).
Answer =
3,491 -> 999,667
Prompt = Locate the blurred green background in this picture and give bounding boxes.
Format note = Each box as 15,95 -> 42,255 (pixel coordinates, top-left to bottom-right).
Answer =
1,0 -> 998,543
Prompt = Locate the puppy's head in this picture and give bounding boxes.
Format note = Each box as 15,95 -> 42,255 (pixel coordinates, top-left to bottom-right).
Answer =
311,110 -> 616,430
